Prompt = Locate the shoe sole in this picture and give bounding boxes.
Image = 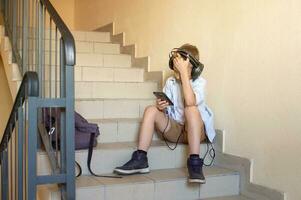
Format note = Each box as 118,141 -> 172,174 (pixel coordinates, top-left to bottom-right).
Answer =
188,178 -> 206,184
114,167 -> 150,175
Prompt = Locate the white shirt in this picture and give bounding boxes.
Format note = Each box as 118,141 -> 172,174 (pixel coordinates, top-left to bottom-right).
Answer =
163,76 -> 216,142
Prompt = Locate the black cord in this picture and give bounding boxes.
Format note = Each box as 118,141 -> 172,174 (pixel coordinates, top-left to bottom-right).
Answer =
161,115 -> 215,166
203,142 -> 215,166
161,116 -> 183,150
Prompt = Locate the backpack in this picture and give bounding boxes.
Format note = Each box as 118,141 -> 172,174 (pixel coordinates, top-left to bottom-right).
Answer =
42,108 -> 121,178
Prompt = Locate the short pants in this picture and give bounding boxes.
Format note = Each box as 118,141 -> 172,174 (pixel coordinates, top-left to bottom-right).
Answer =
156,118 -> 207,144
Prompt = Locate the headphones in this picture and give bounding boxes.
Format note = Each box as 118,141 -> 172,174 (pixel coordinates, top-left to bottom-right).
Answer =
169,48 -> 204,81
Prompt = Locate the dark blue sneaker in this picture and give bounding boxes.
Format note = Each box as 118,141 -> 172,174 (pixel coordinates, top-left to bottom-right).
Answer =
114,151 -> 150,175
187,157 -> 206,183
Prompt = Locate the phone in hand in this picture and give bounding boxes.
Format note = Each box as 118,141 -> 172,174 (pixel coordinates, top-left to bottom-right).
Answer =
153,92 -> 173,106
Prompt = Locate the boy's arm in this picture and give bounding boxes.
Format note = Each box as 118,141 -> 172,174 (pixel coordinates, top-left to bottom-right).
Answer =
180,72 -> 197,107
172,54 -> 197,107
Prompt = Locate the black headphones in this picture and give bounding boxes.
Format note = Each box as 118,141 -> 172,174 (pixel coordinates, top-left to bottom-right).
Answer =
169,48 -> 204,81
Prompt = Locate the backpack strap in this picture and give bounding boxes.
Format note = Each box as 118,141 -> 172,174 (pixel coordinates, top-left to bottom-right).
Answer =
75,161 -> 82,177
76,133 -> 122,179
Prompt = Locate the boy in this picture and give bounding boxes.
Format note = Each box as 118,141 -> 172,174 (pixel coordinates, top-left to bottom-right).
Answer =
114,44 -> 216,183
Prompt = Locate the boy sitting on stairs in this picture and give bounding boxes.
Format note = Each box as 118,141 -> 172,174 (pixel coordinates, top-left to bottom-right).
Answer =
114,44 -> 216,183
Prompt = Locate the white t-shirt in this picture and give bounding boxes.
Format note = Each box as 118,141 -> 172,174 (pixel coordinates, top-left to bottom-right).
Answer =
163,76 -> 216,142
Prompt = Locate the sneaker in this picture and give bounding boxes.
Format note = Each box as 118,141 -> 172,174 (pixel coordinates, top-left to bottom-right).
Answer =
187,156 -> 206,184
114,151 -> 150,175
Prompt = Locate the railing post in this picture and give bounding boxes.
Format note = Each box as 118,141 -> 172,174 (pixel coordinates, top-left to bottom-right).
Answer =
11,0 -> 17,63
27,97 -> 38,200
22,0 -> 29,74
17,105 -> 24,200
1,150 -> 8,200
65,64 -> 75,200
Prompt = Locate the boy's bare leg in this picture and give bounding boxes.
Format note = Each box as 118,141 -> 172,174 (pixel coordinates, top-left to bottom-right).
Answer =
138,105 -> 171,151
184,106 -> 206,155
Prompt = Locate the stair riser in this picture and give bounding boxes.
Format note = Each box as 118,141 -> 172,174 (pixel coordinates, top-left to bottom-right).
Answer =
27,52 -> 131,68
41,83 -> 156,101
74,42 -> 120,54
43,174 -> 239,200
75,82 -> 157,99
25,29 -> 111,42
75,67 -> 144,82
37,144 -> 215,176
76,53 -> 131,68
37,66 -> 143,82
98,120 -> 160,143
18,41 -> 120,54
75,99 -> 154,119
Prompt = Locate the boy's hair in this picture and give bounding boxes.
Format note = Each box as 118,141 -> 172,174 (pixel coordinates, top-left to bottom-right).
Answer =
179,44 -> 199,60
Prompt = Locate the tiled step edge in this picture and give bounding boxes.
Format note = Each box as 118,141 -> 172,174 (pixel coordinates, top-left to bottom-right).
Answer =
38,140 -> 220,176
38,166 -> 239,200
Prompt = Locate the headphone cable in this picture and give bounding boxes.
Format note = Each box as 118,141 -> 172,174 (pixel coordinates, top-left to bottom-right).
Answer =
161,115 -> 215,165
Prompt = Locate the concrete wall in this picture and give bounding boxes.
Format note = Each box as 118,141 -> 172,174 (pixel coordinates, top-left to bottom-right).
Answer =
0,57 -> 13,138
41,0 -> 301,199
50,0 -> 75,30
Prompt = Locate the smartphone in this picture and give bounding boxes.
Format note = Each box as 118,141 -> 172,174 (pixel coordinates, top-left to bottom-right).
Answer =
153,92 -> 173,106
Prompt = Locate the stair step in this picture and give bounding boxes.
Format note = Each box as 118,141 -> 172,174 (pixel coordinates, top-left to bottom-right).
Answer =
75,81 -> 158,99
75,66 -> 144,82
88,118 -> 160,143
27,30 -> 111,42
72,31 -> 111,43
73,41 -> 120,54
37,141 -> 218,176
75,98 -> 155,120
38,167 -> 239,200
76,53 -> 131,68
18,39 -> 119,54
203,195 -> 253,200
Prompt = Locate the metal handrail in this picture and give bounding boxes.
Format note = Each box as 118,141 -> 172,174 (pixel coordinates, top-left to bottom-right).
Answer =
40,0 -> 75,66
0,0 -> 76,199
0,72 -> 39,153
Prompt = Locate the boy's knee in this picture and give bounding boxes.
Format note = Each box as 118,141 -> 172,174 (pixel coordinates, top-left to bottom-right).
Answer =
144,105 -> 158,115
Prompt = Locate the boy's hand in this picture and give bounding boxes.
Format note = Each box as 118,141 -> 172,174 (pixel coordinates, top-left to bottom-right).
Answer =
156,99 -> 169,111
173,53 -> 190,76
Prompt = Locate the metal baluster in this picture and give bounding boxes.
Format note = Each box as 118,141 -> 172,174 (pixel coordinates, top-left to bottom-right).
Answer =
55,27 -> 58,98
14,114 -> 18,200
49,17 -> 52,98
24,100 -> 27,200
17,103 -> 24,200
1,148 -> 8,200
43,7 -> 46,99
30,0 -> 34,71
9,124 -> 12,200
12,0 -> 17,63
22,0 -> 28,74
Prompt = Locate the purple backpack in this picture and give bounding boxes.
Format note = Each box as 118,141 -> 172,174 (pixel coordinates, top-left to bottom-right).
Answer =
43,109 -> 121,178
43,109 -> 99,150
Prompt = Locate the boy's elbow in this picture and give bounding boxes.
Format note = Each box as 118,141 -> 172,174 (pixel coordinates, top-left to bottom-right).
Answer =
185,100 -> 197,107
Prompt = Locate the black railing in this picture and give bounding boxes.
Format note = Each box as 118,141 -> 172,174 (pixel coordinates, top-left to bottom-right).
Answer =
0,0 -> 76,199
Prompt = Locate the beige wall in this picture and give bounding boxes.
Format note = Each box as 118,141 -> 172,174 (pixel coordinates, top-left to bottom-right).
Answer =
0,57 -> 13,138
71,0 -> 301,199
50,0 -> 75,30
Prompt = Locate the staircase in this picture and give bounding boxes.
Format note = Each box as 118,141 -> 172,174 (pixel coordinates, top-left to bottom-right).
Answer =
0,24 -> 284,200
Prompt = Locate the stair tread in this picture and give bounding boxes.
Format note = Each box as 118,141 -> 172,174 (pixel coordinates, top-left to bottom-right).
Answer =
77,166 -> 238,188
76,140 -> 211,152
76,52 -> 130,56
76,97 -> 155,101
202,195 -> 253,200
88,117 -> 142,123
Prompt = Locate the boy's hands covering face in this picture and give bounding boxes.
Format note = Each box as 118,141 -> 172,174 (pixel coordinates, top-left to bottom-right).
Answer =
156,99 -> 169,111
173,53 -> 191,77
